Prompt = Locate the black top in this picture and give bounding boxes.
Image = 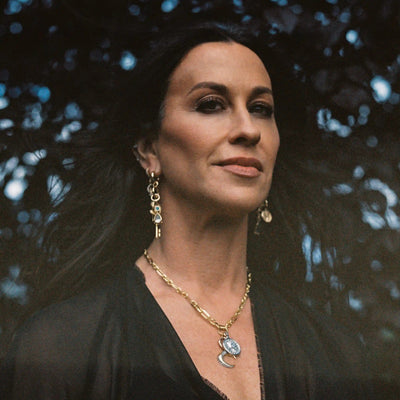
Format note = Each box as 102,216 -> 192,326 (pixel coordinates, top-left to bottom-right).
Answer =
1,265 -> 378,399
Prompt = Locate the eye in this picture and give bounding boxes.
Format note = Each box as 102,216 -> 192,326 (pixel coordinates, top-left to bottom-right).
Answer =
249,102 -> 274,118
195,96 -> 226,114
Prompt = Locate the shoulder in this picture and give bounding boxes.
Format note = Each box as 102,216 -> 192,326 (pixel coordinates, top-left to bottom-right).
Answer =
17,277 -> 119,348
254,274 -> 358,335
259,279 -> 400,398
253,275 -> 368,373
252,276 -> 381,398
1,275 -> 127,399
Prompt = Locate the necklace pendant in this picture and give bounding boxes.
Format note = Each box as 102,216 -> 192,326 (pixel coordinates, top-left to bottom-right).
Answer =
142,251 -> 251,369
217,332 -> 241,368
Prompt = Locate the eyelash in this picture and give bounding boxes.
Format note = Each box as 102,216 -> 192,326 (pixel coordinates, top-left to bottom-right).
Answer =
249,103 -> 274,118
195,97 -> 274,118
195,96 -> 225,113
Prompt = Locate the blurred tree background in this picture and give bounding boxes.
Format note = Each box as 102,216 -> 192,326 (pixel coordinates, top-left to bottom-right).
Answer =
0,0 -> 399,390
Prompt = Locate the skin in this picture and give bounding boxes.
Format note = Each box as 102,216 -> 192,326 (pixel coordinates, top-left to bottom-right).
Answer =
135,42 -> 280,400
139,41 -> 279,218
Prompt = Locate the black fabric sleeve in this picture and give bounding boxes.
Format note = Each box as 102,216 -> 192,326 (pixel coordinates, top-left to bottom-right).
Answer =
0,285 -> 112,400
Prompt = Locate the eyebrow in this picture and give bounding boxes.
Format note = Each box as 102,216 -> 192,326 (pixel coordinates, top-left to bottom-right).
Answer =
187,81 -> 273,97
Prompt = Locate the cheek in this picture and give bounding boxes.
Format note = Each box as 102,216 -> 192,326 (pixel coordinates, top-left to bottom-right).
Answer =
158,115 -> 214,165
272,133 -> 280,161
263,128 -> 280,164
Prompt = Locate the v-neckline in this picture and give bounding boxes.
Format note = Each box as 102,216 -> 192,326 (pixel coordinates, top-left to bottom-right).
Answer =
126,264 -> 266,400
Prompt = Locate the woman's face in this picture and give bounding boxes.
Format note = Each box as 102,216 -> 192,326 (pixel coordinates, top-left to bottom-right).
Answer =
143,41 -> 280,216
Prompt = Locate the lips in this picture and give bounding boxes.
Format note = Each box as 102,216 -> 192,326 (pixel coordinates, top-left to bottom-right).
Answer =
214,157 -> 263,178
217,157 -> 263,172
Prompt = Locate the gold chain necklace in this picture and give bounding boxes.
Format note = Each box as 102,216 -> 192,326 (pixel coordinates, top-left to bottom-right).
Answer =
143,249 -> 251,368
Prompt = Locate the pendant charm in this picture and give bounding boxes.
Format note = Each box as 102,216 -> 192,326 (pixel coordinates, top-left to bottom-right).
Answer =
217,332 -> 241,368
254,199 -> 272,235
150,201 -> 162,238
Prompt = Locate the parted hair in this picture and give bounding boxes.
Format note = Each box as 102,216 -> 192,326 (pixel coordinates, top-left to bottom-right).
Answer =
30,21 -> 349,307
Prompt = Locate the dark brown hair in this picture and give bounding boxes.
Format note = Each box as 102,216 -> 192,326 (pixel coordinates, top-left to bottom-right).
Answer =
33,21 -> 331,305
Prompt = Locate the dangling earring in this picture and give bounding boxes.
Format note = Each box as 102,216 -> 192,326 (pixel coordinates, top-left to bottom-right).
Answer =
254,200 -> 272,235
146,169 -> 162,239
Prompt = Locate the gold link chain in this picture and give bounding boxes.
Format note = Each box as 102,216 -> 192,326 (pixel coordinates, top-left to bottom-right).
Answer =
143,249 -> 251,335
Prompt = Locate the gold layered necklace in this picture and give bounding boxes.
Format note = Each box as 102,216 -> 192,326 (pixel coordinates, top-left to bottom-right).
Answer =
143,249 -> 251,368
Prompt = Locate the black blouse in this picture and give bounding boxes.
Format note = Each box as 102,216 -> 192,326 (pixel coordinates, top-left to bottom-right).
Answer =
1,265 -> 378,399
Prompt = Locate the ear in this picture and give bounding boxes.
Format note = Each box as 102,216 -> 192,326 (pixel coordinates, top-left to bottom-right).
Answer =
133,137 -> 161,176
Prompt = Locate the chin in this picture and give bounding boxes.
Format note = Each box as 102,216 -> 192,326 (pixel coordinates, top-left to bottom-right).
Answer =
206,195 -> 265,219
185,183 -> 269,218
218,187 -> 269,211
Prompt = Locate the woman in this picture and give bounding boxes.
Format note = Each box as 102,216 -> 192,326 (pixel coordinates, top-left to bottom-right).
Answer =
1,23 -> 374,399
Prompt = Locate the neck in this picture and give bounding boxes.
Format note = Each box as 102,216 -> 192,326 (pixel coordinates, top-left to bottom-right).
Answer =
142,191 -> 250,295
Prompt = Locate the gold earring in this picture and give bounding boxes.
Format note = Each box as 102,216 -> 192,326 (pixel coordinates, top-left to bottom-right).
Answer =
146,170 -> 162,239
254,200 -> 272,235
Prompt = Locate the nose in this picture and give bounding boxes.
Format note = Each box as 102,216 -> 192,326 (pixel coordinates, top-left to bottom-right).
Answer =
229,106 -> 261,146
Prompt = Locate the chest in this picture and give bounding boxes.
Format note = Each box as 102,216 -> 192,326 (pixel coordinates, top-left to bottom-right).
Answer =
156,298 -> 263,400
183,327 -> 262,400
118,270 -> 367,400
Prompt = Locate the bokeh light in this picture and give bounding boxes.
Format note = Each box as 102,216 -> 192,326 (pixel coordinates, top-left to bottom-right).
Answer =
371,76 -> 392,102
119,51 -> 137,71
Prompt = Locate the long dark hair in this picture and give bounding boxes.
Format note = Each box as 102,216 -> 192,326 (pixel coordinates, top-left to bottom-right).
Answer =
29,21 -> 350,307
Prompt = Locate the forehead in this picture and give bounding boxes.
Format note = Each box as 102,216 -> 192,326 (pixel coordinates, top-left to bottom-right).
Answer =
167,42 -> 271,94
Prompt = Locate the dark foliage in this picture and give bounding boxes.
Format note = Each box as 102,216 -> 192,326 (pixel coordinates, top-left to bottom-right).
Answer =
0,0 -> 399,386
